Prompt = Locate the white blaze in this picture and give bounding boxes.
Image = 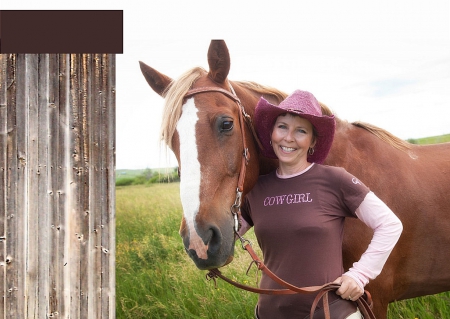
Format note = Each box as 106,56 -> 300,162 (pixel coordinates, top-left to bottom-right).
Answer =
176,98 -> 208,259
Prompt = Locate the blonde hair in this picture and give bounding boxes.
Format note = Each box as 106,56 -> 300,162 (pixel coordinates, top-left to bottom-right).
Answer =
352,121 -> 411,152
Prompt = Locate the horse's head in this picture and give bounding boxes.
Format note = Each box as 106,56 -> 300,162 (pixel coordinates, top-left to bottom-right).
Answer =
139,40 -> 268,269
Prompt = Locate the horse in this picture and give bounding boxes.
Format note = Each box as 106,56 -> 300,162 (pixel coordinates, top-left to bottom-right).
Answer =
139,40 -> 450,319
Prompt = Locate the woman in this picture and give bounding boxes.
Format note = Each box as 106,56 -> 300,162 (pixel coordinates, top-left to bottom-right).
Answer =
238,90 -> 403,319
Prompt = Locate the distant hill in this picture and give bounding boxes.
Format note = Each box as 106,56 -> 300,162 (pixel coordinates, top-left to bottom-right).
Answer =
407,133 -> 450,145
116,168 -> 176,178
116,169 -> 145,178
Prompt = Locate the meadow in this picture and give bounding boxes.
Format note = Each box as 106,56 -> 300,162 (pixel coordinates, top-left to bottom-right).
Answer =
116,183 -> 450,319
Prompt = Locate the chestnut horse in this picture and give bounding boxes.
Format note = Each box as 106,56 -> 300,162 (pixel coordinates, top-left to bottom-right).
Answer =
139,40 -> 450,318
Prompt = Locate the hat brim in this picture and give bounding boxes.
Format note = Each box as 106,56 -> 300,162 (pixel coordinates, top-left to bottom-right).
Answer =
254,97 -> 335,164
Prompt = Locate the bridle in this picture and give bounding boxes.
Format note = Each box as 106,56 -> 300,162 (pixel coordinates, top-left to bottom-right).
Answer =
183,84 -> 376,319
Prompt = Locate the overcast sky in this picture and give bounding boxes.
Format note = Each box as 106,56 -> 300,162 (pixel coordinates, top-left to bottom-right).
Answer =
7,0 -> 450,169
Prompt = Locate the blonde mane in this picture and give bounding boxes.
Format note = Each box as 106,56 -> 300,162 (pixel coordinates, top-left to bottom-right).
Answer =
160,67 -> 205,148
352,121 -> 411,152
234,81 -> 288,102
319,101 -> 410,152
319,102 -> 333,116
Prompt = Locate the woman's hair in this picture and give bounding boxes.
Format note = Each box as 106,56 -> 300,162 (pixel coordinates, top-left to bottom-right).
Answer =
311,126 -> 318,145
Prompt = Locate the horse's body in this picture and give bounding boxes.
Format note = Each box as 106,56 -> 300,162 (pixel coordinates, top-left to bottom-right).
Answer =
140,40 -> 450,318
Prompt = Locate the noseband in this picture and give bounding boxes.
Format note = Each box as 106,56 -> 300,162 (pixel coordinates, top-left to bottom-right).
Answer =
184,83 -> 251,233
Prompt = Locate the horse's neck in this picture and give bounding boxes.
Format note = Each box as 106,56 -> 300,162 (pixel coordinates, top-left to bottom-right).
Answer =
324,119 -> 362,170
258,156 -> 278,175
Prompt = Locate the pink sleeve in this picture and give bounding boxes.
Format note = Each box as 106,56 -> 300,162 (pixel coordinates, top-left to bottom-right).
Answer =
343,191 -> 403,289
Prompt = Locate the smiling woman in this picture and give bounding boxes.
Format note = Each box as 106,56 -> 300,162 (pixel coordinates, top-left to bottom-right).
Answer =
238,89 -> 402,319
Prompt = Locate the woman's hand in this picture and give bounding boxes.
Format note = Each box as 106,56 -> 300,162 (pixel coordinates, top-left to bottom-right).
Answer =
333,275 -> 364,301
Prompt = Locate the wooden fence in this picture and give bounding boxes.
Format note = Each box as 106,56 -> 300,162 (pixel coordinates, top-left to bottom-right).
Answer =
0,54 -> 115,318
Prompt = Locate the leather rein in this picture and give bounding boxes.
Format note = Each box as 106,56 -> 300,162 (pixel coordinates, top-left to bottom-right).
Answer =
184,84 -> 376,319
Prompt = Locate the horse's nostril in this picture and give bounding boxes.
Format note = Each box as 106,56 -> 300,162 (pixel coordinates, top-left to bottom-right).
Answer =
207,226 -> 223,255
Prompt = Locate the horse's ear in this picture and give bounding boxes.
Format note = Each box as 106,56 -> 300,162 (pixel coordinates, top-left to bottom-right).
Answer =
139,61 -> 173,97
207,40 -> 230,84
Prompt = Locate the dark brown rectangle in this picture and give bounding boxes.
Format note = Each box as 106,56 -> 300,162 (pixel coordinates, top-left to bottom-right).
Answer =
0,10 -> 123,53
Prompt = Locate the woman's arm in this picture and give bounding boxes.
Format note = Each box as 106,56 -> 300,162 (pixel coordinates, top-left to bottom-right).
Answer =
343,191 -> 403,289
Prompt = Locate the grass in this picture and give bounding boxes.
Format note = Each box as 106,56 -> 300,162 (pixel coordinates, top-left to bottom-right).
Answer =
388,294 -> 450,319
116,183 -> 450,319
116,184 -> 260,318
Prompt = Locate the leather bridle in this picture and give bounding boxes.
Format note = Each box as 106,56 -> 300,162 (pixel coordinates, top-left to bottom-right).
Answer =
183,84 -> 376,319
185,83 -> 252,233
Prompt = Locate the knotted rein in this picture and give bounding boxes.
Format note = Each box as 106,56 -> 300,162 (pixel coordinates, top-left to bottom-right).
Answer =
184,83 -> 376,319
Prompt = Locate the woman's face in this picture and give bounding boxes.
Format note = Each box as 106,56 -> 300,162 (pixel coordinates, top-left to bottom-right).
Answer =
271,114 -> 316,167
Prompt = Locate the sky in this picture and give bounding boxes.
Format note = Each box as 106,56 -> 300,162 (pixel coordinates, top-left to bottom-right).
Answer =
5,0 -> 450,169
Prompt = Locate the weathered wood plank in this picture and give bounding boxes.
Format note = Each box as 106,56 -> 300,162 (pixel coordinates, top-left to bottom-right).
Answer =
0,54 -> 7,319
106,54 -> 116,319
68,54 -> 82,319
47,54 -> 62,319
102,54 -> 116,319
78,53 -> 91,319
14,54 -> 28,319
4,54 -> 18,319
90,54 -> 102,319
98,54 -> 108,319
25,54 -> 40,319
37,54 -> 51,318
56,54 -> 69,319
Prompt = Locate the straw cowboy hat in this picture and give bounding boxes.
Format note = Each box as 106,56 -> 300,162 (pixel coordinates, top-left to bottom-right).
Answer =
254,90 -> 336,164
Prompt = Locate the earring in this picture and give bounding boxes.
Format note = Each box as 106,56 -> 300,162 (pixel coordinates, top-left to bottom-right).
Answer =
269,140 -> 272,145
308,147 -> 315,155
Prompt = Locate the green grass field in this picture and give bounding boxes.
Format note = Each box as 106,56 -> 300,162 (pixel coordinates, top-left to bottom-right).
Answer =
116,183 -> 450,318
116,184 -> 260,318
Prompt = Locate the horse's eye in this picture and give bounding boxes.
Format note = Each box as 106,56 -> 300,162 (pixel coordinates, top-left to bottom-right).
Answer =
221,120 -> 234,131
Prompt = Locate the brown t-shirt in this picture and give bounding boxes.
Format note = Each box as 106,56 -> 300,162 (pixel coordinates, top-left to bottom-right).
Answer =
241,164 -> 370,319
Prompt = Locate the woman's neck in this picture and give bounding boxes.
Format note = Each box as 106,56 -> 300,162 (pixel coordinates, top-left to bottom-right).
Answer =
277,161 -> 313,177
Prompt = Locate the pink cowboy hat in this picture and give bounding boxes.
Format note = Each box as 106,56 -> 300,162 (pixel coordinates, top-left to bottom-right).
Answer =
254,90 -> 336,164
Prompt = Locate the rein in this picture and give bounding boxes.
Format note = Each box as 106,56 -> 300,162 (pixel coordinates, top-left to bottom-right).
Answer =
208,234 -> 376,319
184,84 -> 376,319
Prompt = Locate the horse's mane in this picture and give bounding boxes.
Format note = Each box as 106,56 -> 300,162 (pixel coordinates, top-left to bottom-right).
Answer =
352,121 -> 411,152
320,101 -> 410,152
234,81 -> 288,102
160,69 -> 410,152
320,101 -> 410,153
319,102 -> 333,116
